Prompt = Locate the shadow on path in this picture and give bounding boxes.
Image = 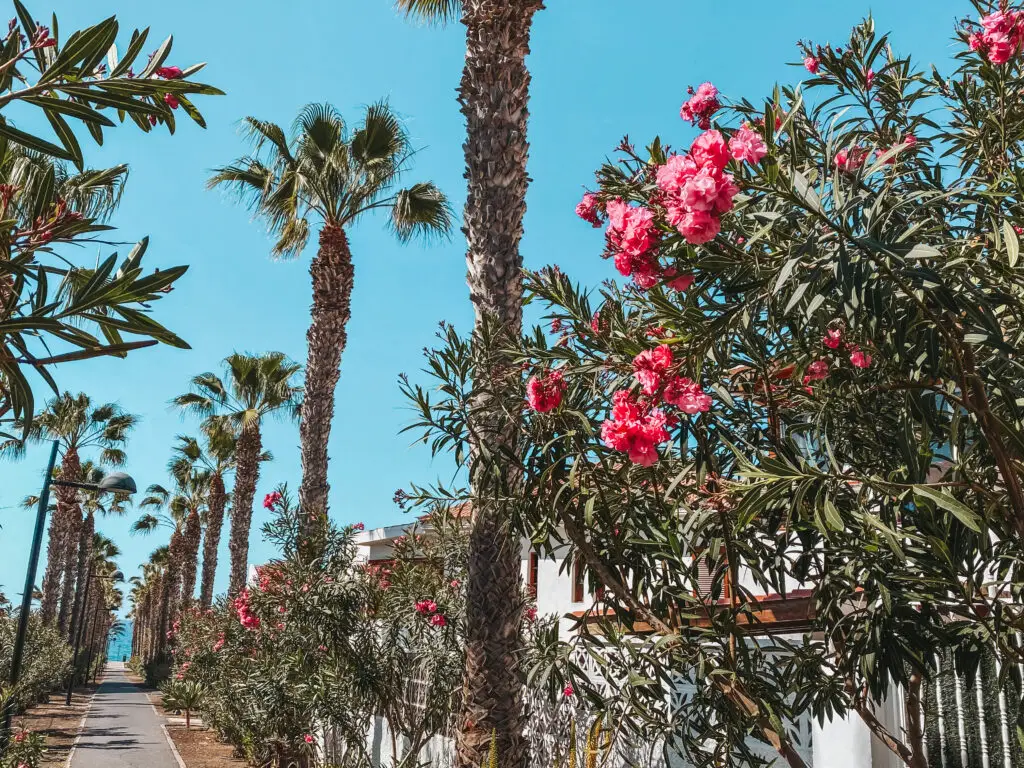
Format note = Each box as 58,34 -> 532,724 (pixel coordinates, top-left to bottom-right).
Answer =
70,662 -> 178,768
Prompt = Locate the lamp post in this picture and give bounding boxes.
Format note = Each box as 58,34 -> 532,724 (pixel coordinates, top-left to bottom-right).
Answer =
1,440 -> 135,751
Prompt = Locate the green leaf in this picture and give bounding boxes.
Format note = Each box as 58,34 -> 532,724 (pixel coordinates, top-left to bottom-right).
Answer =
22,96 -> 116,127
1003,220 -> 1019,268
43,110 -> 83,171
40,16 -> 118,83
912,485 -> 982,532
0,119 -> 74,161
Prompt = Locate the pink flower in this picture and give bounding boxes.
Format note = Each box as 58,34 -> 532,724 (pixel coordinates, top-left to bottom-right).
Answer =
804,56 -> 820,74
729,125 -> 768,165
680,165 -> 738,214
656,154 -> 699,195
263,491 -> 282,510
804,359 -> 830,382
450,579 -> 460,589
563,684 -> 575,697
976,11 -> 1024,64
414,599 -> 438,615
550,318 -> 563,334
864,68 -> 875,89
304,734 -> 314,744
605,200 -> 657,257
663,377 -> 712,414
164,93 -> 180,109
525,606 -> 537,622
632,345 -> 673,395
849,346 -> 873,368
834,147 -> 867,173
430,614 -> 447,627
679,82 -> 720,130
527,369 -> 567,413
575,192 -> 601,227
904,134 -> 917,146
600,391 -> 671,466
156,66 -> 184,79
663,267 -> 694,292
690,130 -> 730,172
668,206 -> 721,245
823,328 -> 843,349
353,522 -> 365,531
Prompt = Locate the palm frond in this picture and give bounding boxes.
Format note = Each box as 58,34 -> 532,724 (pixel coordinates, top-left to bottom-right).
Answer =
395,0 -> 461,24
390,182 -> 454,243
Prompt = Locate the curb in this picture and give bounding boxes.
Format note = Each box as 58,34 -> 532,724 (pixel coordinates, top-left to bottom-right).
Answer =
160,723 -> 188,768
64,682 -> 101,768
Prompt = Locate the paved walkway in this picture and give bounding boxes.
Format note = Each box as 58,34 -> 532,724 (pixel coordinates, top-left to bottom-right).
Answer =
70,662 -> 179,768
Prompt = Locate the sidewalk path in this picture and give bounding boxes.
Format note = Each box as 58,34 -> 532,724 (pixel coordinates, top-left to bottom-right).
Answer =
70,662 -> 179,768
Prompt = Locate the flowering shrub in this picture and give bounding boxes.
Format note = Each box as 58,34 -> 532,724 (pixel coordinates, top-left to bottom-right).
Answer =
0,602 -> 72,713
404,4 -> 1024,766
1,728 -> 45,768
170,489 -> 468,767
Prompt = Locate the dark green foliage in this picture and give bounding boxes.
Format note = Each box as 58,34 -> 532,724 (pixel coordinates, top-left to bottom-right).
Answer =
0,4 -> 221,438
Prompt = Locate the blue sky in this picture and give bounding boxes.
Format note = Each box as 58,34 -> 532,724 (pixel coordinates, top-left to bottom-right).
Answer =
0,0 -> 966,612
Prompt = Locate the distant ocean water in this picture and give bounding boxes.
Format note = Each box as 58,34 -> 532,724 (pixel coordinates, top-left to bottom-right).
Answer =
107,619 -> 132,661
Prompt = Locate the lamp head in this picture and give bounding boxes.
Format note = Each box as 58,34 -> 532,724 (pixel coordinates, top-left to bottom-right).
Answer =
98,472 -> 136,495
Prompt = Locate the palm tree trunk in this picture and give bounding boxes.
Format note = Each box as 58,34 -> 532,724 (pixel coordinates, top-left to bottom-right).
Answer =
165,529 -> 184,632
57,502 -> 82,635
200,473 -> 227,608
455,3 -> 542,767
41,447 -> 80,624
228,423 -> 262,597
180,510 -> 202,606
157,572 -> 171,658
298,223 -> 354,532
69,510 -> 95,643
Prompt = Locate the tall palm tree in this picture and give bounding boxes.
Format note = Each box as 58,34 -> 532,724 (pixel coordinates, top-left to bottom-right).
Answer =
396,2 -> 542,765
209,103 -> 452,529
169,421 -> 239,608
134,462 -> 209,614
68,461 -> 128,646
1,393 -> 135,630
174,353 -> 301,596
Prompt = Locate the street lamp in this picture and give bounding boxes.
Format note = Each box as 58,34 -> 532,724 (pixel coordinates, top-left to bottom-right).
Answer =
1,440 -> 136,749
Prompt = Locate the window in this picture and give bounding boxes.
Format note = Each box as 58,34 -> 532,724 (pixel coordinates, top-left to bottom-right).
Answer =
693,549 -> 731,602
572,557 -> 585,603
527,552 -> 538,597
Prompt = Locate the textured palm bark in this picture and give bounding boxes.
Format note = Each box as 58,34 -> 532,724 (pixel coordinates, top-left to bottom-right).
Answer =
157,572 -> 171,657
199,473 -> 227,608
298,224 -> 353,532
455,3 -> 542,767
68,510 -> 94,643
41,447 -> 80,624
57,501 -> 82,635
228,423 -> 262,597
179,509 -> 202,606
163,528 -> 184,643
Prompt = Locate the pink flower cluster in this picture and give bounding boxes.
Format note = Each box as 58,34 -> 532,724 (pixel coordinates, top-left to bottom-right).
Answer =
835,146 -> 869,173
575,192 -> 602,227
156,65 -> 184,79
630,344 -> 713,417
679,82 -> 721,129
605,199 -> 660,288
600,390 -> 671,467
820,326 -> 873,369
414,598 -> 448,627
527,369 -> 566,412
212,632 -> 225,652
657,130 -> 742,246
234,590 -> 260,630
969,10 -> 1024,64
263,491 -> 282,510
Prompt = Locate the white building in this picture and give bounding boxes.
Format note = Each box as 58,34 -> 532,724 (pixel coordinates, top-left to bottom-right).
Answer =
348,515 -> 1009,768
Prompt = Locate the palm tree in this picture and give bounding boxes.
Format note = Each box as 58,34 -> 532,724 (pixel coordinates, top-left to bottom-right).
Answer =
209,103 -> 452,529
134,461 -> 209,615
68,461 -> 128,648
169,421 -> 239,608
1,393 -> 135,631
395,2 -> 543,764
174,353 -> 301,596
